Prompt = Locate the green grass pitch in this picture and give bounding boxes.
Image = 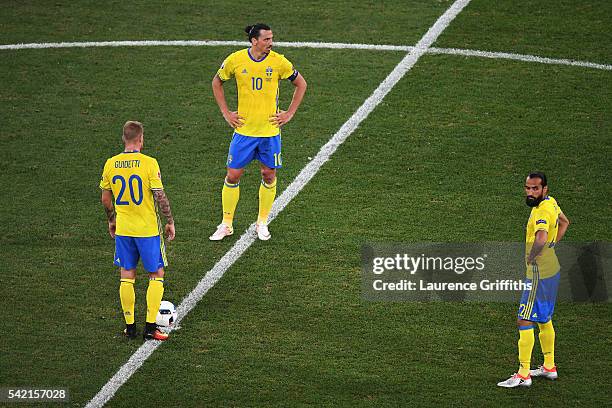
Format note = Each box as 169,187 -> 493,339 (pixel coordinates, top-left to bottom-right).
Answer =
0,1 -> 610,406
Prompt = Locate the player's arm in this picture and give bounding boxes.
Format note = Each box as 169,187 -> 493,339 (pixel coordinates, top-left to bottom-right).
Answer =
212,74 -> 244,128
153,189 -> 176,241
271,73 -> 307,127
100,189 -> 116,238
527,230 -> 548,264
555,211 -> 570,243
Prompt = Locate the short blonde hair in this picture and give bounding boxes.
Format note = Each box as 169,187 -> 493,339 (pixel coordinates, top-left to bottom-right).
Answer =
123,121 -> 143,142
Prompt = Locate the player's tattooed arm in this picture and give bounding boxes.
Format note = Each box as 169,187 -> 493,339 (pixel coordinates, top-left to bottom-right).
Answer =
101,190 -> 115,220
104,205 -> 116,222
153,189 -> 174,224
153,189 -> 176,241
100,189 -> 116,238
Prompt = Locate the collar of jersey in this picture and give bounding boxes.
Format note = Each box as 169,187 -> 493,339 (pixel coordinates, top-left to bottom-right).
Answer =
122,150 -> 140,153
248,48 -> 269,62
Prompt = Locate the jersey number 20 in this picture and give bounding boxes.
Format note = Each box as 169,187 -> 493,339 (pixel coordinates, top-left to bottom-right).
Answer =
113,175 -> 143,205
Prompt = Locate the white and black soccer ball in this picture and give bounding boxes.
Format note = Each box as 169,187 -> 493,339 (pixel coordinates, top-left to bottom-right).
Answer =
156,301 -> 177,327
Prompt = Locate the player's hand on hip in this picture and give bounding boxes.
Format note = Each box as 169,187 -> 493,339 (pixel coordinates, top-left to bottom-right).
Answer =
108,220 -> 116,239
165,223 -> 176,241
270,110 -> 294,127
223,111 -> 244,128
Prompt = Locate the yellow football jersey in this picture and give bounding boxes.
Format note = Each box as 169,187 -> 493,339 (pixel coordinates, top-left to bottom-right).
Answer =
525,196 -> 561,279
217,48 -> 297,137
99,151 -> 163,237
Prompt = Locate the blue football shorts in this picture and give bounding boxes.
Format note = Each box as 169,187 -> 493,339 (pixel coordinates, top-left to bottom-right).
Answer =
227,132 -> 282,169
114,235 -> 167,272
517,270 -> 560,323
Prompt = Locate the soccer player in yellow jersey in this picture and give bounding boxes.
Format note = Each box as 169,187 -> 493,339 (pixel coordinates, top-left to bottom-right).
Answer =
209,23 -> 307,241
498,172 -> 570,388
100,121 -> 176,341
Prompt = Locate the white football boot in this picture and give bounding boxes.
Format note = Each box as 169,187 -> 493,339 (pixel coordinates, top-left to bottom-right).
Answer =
256,222 -> 271,241
497,373 -> 532,388
209,223 -> 233,241
530,365 -> 558,380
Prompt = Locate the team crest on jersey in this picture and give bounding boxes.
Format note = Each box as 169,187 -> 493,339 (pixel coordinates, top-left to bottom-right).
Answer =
266,66 -> 273,77
242,68 -> 248,74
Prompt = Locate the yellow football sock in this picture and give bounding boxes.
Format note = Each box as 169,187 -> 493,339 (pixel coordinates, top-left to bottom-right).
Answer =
258,178 -> 277,224
119,278 -> 136,325
222,178 -> 240,227
538,320 -> 556,369
518,325 -> 535,377
146,278 -> 164,324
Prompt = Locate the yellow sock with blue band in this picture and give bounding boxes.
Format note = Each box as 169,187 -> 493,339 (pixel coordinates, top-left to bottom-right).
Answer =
119,278 -> 136,325
146,278 -> 164,324
518,325 -> 535,377
258,178 -> 277,224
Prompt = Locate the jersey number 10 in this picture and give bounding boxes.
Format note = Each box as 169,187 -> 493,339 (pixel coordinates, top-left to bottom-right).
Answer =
252,77 -> 263,90
113,175 -> 143,205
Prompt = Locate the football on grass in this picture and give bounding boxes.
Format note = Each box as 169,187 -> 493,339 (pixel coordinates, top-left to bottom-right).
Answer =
156,301 -> 177,327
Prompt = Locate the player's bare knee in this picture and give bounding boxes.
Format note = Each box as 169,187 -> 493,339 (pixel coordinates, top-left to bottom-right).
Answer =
225,169 -> 243,184
517,318 -> 532,327
120,268 -> 137,279
225,175 -> 239,184
260,168 -> 276,185
262,175 -> 276,185
149,268 -> 165,279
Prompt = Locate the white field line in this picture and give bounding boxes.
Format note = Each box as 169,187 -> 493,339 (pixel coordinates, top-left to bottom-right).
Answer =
428,47 -> 612,71
84,0 -> 472,407
1,39 -> 611,71
0,39 -> 412,52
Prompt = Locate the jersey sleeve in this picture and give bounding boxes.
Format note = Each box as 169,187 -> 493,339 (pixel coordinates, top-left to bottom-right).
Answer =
278,54 -> 298,81
531,207 -> 555,233
99,160 -> 111,190
149,159 -> 164,191
217,53 -> 236,82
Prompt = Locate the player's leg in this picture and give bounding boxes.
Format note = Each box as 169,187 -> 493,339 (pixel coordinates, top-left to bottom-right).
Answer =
138,236 -> 169,340
538,319 -> 556,369
119,268 -> 137,338
530,319 -> 557,379
255,135 -> 281,240
517,319 -> 536,378
222,167 -> 244,227
143,268 -> 167,340
256,165 -> 276,240
497,318 -> 534,388
210,134 -> 256,241
498,280 -> 536,388
531,272 -> 560,379
115,236 -> 140,339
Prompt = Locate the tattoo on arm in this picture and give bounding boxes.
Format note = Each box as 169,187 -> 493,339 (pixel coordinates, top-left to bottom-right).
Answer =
101,190 -> 115,221
153,190 -> 174,224
104,205 -> 116,222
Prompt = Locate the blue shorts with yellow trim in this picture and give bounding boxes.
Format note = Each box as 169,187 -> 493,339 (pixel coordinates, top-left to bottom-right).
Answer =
227,132 -> 282,169
518,270 -> 560,323
114,235 -> 167,272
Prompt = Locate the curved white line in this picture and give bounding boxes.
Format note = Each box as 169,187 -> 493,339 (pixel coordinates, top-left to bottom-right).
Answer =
1,39 -> 609,71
